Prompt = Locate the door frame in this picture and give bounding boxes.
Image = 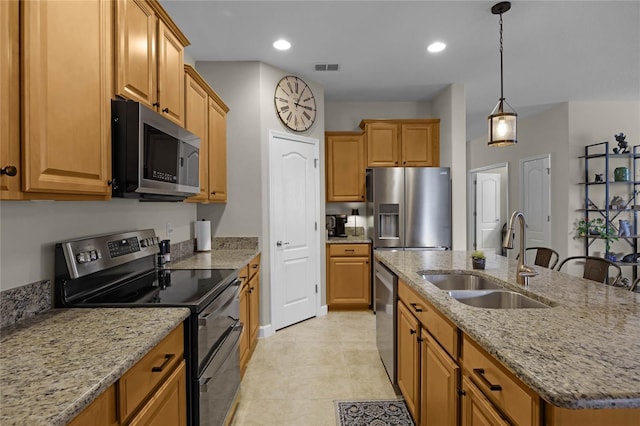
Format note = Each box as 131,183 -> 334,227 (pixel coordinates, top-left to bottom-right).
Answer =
267,129 -> 322,332
467,162 -> 510,251
519,153 -> 552,249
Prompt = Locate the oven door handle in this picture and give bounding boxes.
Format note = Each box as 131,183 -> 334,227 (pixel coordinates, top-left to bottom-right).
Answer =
198,280 -> 240,327
199,323 -> 242,393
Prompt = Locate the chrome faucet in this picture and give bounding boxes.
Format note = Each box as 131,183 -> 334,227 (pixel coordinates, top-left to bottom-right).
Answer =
502,211 -> 538,285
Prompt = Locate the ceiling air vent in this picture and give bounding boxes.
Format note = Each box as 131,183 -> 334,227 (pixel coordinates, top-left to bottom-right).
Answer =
315,63 -> 339,71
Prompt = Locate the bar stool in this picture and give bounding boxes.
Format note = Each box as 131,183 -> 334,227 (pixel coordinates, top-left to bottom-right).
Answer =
556,256 -> 622,286
516,247 -> 560,269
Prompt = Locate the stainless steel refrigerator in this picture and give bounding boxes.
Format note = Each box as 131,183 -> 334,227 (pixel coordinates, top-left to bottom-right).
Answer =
366,167 -> 452,250
368,167 -> 451,393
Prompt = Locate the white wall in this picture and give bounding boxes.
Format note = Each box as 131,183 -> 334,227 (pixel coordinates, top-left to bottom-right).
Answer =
325,101 -> 431,131
0,200 -> 196,290
194,61 -> 326,330
432,84 -> 466,250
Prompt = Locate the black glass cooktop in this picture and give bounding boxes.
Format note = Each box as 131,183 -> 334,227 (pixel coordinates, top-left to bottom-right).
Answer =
82,268 -> 237,312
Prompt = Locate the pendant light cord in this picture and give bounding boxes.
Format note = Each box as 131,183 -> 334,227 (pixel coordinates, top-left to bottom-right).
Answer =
499,13 -> 504,101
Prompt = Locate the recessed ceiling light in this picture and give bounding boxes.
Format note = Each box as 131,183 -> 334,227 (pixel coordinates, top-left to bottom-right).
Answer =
427,41 -> 446,53
273,39 -> 291,50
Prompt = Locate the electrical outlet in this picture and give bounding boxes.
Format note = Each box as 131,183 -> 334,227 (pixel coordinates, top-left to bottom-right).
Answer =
166,222 -> 174,236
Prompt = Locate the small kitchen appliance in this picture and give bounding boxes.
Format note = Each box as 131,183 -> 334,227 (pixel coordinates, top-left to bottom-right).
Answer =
54,229 -> 241,426
326,214 -> 348,237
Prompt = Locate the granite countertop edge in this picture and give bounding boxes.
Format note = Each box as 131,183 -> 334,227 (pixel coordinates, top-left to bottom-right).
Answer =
374,250 -> 640,410
169,248 -> 260,270
0,307 -> 191,426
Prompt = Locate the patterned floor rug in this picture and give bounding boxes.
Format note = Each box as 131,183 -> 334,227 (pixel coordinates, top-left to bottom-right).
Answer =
335,399 -> 415,426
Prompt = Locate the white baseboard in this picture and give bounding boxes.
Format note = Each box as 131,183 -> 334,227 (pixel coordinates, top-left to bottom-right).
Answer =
318,304 -> 328,317
258,323 -> 274,338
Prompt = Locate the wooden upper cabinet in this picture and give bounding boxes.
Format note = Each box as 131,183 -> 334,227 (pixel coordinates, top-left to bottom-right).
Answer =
208,96 -> 228,202
116,0 -> 188,126
115,0 -> 157,108
361,119 -> 440,167
0,0 -> 21,200
402,122 -> 439,167
325,132 -> 365,202
157,19 -> 184,126
184,69 -> 209,202
22,0 -> 112,196
365,122 -> 400,167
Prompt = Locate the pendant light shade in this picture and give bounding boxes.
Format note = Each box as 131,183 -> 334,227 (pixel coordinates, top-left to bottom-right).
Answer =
488,2 -> 517,147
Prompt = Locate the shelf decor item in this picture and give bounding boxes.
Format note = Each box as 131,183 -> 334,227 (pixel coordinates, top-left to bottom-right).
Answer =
612,132 -> 629,154
614,167 -> 630,182
471,250 -> 486,270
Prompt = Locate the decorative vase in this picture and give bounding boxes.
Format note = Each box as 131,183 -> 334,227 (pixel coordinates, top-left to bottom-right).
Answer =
472,258 -> 486,270
614,167 -> 630,182
605,253 -> 617,262
619,220 -> 631,237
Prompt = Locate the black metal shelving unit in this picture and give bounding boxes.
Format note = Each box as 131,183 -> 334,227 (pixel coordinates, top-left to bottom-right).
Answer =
579,142 -> 639,280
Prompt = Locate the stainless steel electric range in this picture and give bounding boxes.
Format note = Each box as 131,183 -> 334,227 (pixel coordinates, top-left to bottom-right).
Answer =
54,229 -> 240,426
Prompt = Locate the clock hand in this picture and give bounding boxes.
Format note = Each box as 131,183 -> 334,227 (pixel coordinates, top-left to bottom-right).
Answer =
294,86 -> 307,108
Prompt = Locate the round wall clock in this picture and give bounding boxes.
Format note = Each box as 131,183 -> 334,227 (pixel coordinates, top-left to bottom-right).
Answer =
274,75 -> 317,132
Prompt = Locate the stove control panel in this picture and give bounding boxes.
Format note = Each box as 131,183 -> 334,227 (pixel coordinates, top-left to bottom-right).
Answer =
58,229 -> 159,279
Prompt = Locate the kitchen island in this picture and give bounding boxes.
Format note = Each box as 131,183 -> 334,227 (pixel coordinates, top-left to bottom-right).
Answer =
375,250 -> 639,417
0,308 -> 190,425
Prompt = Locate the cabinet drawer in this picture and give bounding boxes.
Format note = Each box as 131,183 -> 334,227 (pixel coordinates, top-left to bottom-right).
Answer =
398,280 -> 459,359
248,254 -> 260,279
462,334 -> 539,426
328,244 -> 369,257
119,325 -> 184,423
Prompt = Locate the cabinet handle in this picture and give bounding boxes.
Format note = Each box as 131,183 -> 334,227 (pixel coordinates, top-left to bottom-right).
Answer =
361,195 -> 365,199
152,102 -> 160,107
162,107 -> 169,113
0,165 -> 17,176
344,249 -> 355,252
410,329 -> 416,335
211,191 -> 216,195
458,389 -> 467,396
152,353 -> 175,372
252,264 -> 258,269
403,161 -> 406,165
473,368 -> 502,391
410,302 -> 424,312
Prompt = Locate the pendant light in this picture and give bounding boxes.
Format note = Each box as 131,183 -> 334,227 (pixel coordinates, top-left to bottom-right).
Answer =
488,1 -> 517,147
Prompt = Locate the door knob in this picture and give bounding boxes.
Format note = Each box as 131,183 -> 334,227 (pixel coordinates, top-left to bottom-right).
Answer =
276,241 -> 290,247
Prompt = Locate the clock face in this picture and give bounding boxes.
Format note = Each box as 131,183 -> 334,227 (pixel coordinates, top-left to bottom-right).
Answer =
274,76 -> 316,132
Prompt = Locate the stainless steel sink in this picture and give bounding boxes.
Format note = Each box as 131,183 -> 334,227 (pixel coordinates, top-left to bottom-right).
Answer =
418,273 -> 504,291
447,290 -> 549,309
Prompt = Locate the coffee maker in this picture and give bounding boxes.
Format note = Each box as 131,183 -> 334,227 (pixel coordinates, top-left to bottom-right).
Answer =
326,214 -> 348,237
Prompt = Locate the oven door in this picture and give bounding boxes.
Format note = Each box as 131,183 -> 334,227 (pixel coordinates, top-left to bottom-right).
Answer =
197,322 -> 241,426
197,279 -> 240,372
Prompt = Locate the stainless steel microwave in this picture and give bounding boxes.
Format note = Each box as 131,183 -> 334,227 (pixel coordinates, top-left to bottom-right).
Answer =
111,99 -> 200,201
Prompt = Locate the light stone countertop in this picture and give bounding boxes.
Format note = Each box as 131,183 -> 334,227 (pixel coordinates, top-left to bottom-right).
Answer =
374,250 -> 640,410
169,248 -> 260,270
326,236 -> 372,244
0,308 -> 190,426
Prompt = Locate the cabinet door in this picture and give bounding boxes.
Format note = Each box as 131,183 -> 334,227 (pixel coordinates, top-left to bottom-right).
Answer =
128,360 -> 187,426
397,300 -> 420,422
115,0 -> 157,108
327,255 -> 370,306
208,97 -> 227,202
68,385 -> 118,426
401,122 -> 440,167
421,330 -> 459,426
0,0 -> 21,199
157,19 -> 184,126
325,133 -> 365,201
249,273 -> 260,345
366,123 -> 400,167
22,0 -> 112,195
461,376 -> 510,426
184,73 -> 209,202
239,283 -> 250,376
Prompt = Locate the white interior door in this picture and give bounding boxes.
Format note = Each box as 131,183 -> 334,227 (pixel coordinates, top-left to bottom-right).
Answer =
521,155 -> 551,248
475,172 -> 501,252
269,131 -> 319,330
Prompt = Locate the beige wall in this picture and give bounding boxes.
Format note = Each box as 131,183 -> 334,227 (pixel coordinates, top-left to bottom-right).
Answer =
324,101 -> 432,131
467,101 -> 639,274
0,200 -> 196,290
195,61 -> 326,333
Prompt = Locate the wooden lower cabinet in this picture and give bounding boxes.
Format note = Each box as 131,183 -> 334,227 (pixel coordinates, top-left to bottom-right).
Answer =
326,244 -> 371,308
421,330 -> 459,426
461,376 -> 510,426
68,385 -> 118,426
129,360 -> 187,426
240,254 -> 261,376
397,300 -> 421,421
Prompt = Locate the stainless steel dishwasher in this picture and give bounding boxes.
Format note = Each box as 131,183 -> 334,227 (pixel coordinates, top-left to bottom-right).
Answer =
374,259 -> 400,394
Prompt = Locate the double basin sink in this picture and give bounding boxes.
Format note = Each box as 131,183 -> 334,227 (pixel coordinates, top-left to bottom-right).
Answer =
418,273 -> 549,309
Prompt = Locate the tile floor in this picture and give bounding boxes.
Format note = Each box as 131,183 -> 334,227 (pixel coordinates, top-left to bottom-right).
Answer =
231,310 -> 398,426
